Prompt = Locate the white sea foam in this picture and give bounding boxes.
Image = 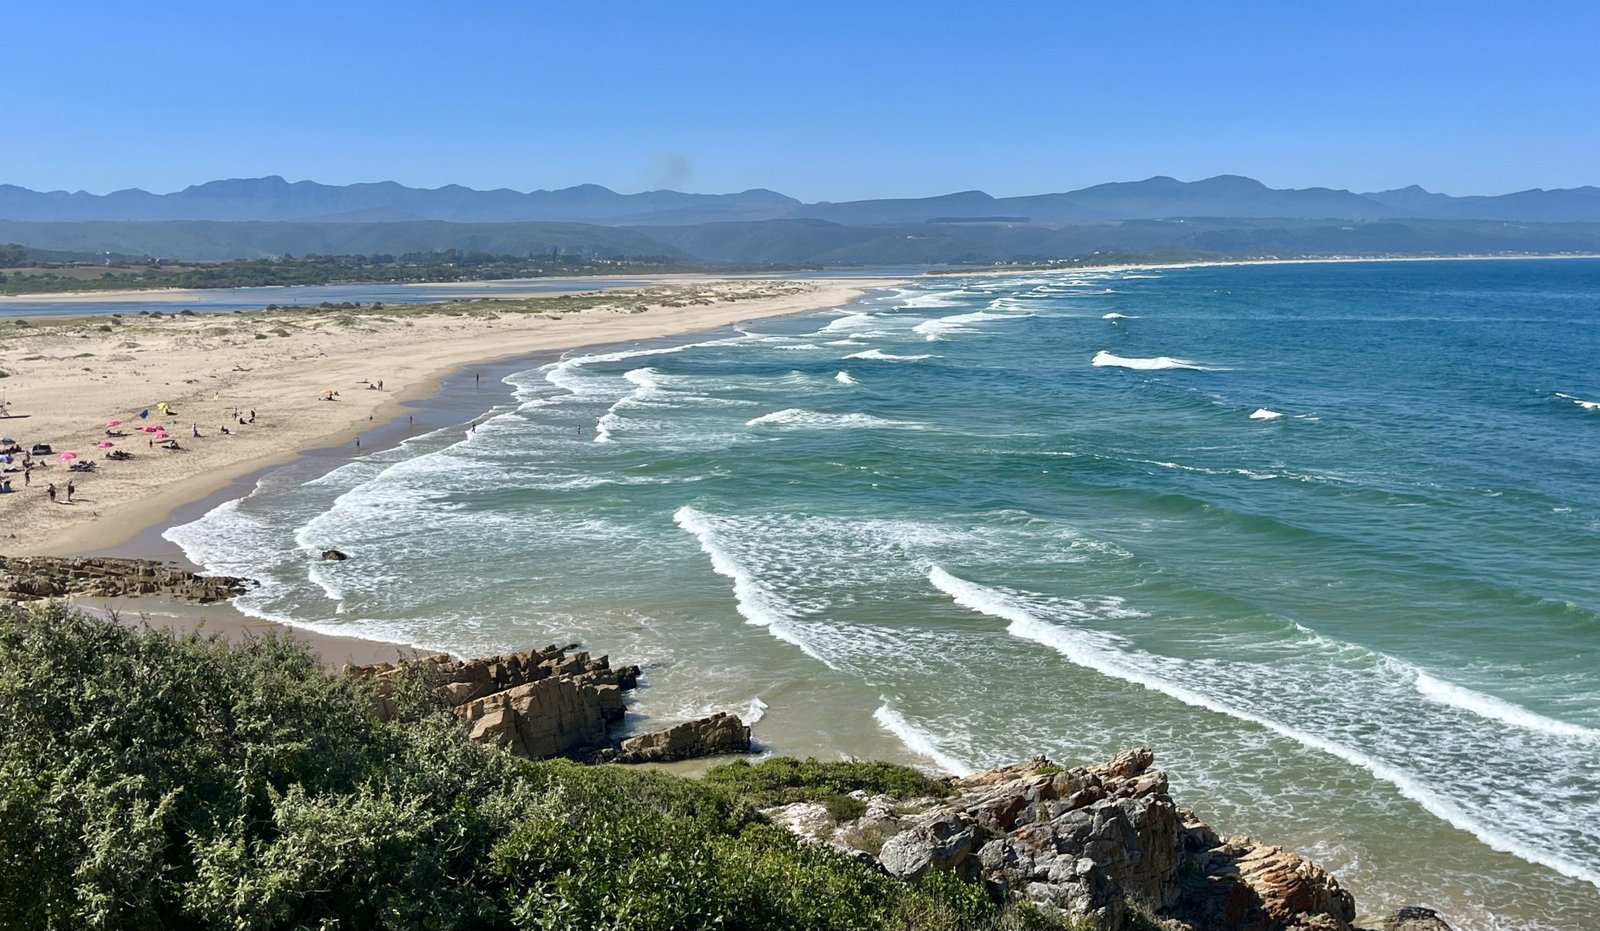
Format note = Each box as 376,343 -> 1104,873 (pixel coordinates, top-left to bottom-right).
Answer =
1555,392 -> 1600,411
1413,671 -> 1600,743
1102,312 -> 1137,320
835,371 -> 859,386
873,702 -> 977,776
843,348 -> 931,362
822,312 -> 881,332
745,408 -> 918,430
912,310 -> 1010,341
672,506 -> 833,666
1091,351 -> 1212,371
1250,409 -> 1285,420
745,696 -> 770,725
928,566 -> 1600,891
897,290 -> 970,309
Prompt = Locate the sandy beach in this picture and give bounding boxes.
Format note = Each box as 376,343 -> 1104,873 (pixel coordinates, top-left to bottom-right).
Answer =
0,277 -> 898,557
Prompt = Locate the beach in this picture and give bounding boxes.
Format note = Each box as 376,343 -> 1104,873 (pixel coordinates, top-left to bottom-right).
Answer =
0,277 -> 898,557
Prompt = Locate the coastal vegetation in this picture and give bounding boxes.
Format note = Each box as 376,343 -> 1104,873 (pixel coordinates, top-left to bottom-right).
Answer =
0,603 -> 1069,931
0,248 -> 689,296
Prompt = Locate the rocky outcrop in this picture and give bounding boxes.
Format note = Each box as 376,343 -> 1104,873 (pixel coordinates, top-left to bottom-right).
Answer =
596,711 -> 752,763
766,749 -> 1372,931
1380,907 -> 1453,931
347,646 -> 746,765
320,549 -> 348,561
0,555 -> 251,603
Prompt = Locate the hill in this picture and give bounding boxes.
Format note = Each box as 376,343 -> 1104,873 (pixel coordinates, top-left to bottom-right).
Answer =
7,174 -> 1600,226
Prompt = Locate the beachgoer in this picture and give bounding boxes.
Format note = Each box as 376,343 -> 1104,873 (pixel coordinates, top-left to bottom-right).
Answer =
355,436 -> 361,448
192,423 -> 200,438
377,379 -> 383,390
221,426 -> 231,435
408,415 -> 414,426
249,409 -> 256,423
66,479 -> 75,503
47,483 -> 56,503
475,373 -> 481,385
23,467 -> 30,487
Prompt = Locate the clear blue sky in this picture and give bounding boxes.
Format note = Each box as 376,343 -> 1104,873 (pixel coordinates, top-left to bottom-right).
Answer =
4,0 -> 1597,201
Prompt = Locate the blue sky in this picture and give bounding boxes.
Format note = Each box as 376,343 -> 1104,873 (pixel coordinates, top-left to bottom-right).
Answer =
4,1 -> 1597,200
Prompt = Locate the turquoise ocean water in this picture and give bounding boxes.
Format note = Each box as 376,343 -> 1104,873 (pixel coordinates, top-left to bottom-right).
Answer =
168,259 -> 1600,929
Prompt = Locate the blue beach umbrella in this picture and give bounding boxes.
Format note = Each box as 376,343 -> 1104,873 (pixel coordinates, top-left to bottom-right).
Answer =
0,437 -> 14,445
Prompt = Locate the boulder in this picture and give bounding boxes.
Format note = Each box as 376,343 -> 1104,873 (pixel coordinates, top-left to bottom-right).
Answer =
604,712 -> 751,764
321,549 -> 349,561
1381,907 -> 1454,931
877,811 -> 983,881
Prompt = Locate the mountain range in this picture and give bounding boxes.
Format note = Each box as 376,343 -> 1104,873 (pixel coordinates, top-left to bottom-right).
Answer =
5,174 -> 1600,225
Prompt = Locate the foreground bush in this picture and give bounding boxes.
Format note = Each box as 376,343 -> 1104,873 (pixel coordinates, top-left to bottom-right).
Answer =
0,603 -> 1058,931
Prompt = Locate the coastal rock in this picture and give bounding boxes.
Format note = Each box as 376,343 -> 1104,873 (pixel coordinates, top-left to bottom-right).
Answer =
1380,907 -> 1453,931
764,749 -> 1365,931
600,711 -> 752,764
320,549 -> 349,561
347,647 -> 753,766
0,555 -> 251,604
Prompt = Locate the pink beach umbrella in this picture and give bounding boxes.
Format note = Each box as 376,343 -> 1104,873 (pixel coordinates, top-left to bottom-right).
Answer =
96,441 -> 115,448
142,425 -> 161,433
59,452 -> 78,462
106,419 -> 122,427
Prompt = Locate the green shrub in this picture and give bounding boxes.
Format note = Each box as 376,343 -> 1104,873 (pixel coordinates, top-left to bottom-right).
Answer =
0,604 -> 1043,931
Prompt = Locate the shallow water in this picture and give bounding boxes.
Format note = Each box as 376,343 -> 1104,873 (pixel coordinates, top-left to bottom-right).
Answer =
168,259 -> 1600,929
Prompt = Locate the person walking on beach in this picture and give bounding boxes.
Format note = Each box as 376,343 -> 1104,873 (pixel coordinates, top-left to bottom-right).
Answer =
23,466 -> 30,487
66,479 -> 75,503
46,483 -> 56,503
249,409 -> 256,423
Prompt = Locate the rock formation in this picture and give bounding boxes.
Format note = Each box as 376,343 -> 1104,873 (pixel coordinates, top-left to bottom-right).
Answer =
347,646 -> 747,764
596,711 -> 752,763
0,554 -> 251,603
767,749 -> 1371,931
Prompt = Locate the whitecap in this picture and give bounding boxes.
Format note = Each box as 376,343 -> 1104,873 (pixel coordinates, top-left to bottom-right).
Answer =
843,348 -> 931,362
873,702 -> 977,776
1249,409 -> 1284,420
745,408 -> 918,430
1102,312 -> 1137,320
835,371 -> 859,386
1413,670 -> 1600,743
1555,392 -> 1600,411
1091,351 -> 1212,371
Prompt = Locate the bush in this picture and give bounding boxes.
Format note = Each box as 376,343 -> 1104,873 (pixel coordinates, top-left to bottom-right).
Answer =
0,604 -> 1043,931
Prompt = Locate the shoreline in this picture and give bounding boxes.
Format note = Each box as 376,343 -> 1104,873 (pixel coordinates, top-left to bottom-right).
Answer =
8,278 -> 901,662
0,277 -> 900,559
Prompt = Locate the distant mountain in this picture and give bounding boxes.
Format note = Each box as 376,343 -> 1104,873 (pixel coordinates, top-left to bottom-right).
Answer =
0,177 -> 800,224
5,175 -> 1600,226
1363,184 -> 1600,222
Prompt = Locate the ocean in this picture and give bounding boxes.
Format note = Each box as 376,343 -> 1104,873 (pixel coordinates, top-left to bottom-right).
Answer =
166,258 -> 1600,930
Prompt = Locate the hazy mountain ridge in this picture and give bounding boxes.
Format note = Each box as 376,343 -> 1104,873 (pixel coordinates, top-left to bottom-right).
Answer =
4,174 -> 1600,224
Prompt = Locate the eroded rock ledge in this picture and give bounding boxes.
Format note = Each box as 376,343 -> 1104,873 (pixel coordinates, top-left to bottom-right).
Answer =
347,645 -> 751,764
769,750 -> 1442,931
0,554 -> 251,603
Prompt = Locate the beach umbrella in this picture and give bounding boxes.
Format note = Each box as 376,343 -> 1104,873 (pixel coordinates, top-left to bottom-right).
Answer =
0,455 -> 11,463
142,426 -> 161,433
59,452 -> 78,461
0,437 -> 13,445
96,441 -> 115,448
106,420 -> 122,427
